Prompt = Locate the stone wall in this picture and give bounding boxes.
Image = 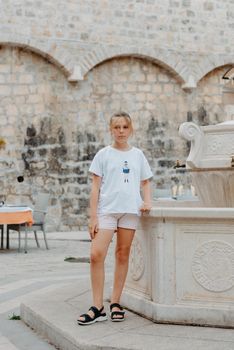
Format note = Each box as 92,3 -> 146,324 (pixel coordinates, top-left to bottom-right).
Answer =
0,1 -> 233,230
1,0 -> 234,84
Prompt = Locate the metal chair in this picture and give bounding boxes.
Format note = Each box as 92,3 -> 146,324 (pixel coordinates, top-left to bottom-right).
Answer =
0,225 -> 3,249
7,192 -> 50,253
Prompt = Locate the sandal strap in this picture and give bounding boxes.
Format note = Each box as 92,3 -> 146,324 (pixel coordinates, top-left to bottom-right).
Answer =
78,306 -> 105,323
110,303 -> 123,311
79,313 -> 94,322
89,305 -> 104,318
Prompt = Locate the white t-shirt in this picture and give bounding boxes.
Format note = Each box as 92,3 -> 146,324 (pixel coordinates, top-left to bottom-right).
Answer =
89,146 -> 153,215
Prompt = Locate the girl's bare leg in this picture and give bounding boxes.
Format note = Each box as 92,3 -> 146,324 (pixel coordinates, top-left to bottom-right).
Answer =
78,229 -> 114,321
111,227 -> 135,316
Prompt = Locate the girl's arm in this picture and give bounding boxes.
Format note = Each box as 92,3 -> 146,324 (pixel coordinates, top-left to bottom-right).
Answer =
140,179 -> 152,213
89,174 -> 102,239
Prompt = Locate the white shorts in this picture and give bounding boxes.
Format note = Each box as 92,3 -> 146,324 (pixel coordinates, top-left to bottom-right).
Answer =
98,213 -> 139,231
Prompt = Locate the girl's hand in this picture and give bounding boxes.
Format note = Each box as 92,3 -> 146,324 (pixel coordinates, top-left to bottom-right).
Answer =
140,202 -> 152,214
88,216 -> 99,239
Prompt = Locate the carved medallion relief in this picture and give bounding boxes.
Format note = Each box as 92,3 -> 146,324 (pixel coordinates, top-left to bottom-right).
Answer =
129,237 -> 145,281
192,240 -> 234,292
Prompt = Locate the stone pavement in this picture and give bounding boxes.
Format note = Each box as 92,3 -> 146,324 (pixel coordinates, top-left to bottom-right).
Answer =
0,231 -> 94,350
1,231 -> 234,350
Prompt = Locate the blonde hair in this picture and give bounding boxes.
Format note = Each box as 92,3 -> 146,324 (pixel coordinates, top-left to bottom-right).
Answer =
109,112 -> 133,131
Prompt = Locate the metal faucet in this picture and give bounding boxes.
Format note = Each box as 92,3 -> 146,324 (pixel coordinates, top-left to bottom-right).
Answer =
173,160 -> 186,169
231,155 -> 234,168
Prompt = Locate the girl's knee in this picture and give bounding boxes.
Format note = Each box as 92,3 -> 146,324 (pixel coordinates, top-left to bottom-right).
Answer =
90,249 -> 105,263
115,246 -> 130,264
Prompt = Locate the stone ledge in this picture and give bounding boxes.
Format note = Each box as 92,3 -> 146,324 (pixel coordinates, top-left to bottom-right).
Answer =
149,206 -> 234,219
122,290 -> 234,328
20,280 -> 234,350
20,280 -> 151,350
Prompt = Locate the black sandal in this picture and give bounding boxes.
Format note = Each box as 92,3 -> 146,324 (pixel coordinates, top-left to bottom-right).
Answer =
110,303 -> 125,322
77,306 -> 107,325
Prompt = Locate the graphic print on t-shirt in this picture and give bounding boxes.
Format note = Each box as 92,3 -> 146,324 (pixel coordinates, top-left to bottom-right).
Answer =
123,161 -> 130,182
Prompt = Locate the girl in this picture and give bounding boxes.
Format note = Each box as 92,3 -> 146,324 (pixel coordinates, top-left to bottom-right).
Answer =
78,112 -> 152,325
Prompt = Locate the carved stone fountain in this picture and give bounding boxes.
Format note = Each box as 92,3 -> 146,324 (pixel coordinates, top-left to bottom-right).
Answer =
179,121 -> 234,207
122,121 -> 234,328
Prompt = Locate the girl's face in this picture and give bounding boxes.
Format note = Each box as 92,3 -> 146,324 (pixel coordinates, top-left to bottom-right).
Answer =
110,116 -> 132,144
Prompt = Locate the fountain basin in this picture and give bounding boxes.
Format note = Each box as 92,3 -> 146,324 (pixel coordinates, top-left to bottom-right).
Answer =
190,168 -> 234,207
179,121 -> 234,207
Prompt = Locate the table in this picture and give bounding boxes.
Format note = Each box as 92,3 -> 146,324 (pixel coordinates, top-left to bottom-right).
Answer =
0,206 -> 33,251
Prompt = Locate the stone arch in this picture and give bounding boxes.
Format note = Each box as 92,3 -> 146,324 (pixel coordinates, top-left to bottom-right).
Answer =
0,35 -> 74,79
195,55 -> 234,84
79,45 -> 189,86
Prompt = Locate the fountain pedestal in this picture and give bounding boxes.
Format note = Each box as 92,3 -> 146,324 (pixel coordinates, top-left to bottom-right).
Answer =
122,206 -> 234,327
